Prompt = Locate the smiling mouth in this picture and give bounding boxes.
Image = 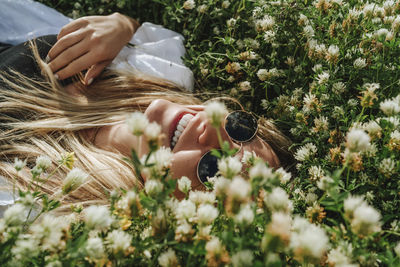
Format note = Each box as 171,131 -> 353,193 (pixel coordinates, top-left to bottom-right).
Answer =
170,113 -> 194,149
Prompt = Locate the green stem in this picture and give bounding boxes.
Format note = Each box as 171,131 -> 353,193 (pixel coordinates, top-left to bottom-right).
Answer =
215,127 -> 224,148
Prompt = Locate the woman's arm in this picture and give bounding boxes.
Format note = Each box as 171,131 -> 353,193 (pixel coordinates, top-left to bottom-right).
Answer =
47,13 -> 139,85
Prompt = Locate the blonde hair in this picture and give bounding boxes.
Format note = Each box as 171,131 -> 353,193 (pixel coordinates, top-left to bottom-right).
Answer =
0,43 -> 291,210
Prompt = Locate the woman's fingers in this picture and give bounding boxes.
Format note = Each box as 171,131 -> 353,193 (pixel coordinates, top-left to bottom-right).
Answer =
57,17 -> 89,40
47,29 -> 86,63
84,60 -> 112,85
54,50 -> 102,80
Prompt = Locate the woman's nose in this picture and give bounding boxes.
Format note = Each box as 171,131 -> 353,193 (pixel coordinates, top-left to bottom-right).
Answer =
198,121 -> 234,149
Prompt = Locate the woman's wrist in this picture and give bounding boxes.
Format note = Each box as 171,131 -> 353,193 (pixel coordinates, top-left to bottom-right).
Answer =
110,12 -> 140,41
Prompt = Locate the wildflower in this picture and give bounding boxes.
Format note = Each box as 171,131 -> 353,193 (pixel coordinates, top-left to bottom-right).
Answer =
212,176 -> 230,197
327,247 -> 354,266
380,96 -> 400,115
351,203 -> 382,236
275,167 -> 292,184
144,179 -> 164,197
59,152 -> 76,169
144,122 -> 162,142
206,237 -> 230,266
4,203 -> 26,226
189,191 -> 216,205
266,212 -> 291,244
298,14 -> 309,26
197,204 -> 219,224
346,129 -> 371,153
306,203 -> 326,223
392,16 -> 400,31
249,161 -> 273,180
241,150 -> 258,165
62,168 -> 89,194
35,155 -> 52,171
263,31 -> 276,43
145,147 -> 173,175
218,156 -> 242,178
225,62 -> 241,75
255,15 -> 275,32
126,112 -> 149,136
105,230 -> 132,255
388,130 -> 400,150
222,1 -> 230,9
197,4 -> 207,13
265,187 -> 293,213
234,204 -> 254,225
344,195 -> 365,220
359,83 -> 379,107
83,205 -> 113,230
13,158 -> 26,171
175,220 -> 194,242
86,236 -> 105,260
294,143 -> 318,161
158,248 -> 179,267
312,116 -> 329,133
353,57 -> 367,69
303,25 -> 315,38
364,120 -> 382,139
317,175 -> 335,191
290,216 -> 329,263
395,243 -> 400,257
231,250 -> 253,267
31,214 -> 69,251
152,208 -> 167,235
227,18 -> 237,28
316,71 -> 330,85
326,44 -> 339,64
308,165 -> 325,181
175,199 -> 196,221
205,101 -> 228,128
228,176 -> 251,201
182,0 -> 195,10
303,93 -> 321,113
11,236 -> 40,261
178,176 -> 191,194
378,158 -> 396,178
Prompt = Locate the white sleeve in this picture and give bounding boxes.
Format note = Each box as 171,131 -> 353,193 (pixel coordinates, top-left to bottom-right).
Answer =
0,0 -> 72,45
109,23 -> 194,92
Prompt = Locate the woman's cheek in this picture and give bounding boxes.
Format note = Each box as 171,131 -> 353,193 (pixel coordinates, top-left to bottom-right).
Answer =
170,150 -> 204,190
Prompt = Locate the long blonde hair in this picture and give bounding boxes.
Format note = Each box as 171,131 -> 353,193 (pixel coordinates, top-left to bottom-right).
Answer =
0,43 -> 291,209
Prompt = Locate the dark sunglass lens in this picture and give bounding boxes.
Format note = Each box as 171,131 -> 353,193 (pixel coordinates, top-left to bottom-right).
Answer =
225,111 -> 257,142
197,151 -> 219,184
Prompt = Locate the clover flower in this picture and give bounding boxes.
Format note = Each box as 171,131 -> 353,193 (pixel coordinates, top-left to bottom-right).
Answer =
395,243 -> 400,257
346,129 -> 371,153
197,204 -> 219,224
205,101 -> 228,127
11,236 -> 40,261
35,155 -> 52,171
4,203 -> 26,226
175,199 -> 196,222
238,81 -> 251,91
83,205 -> 113,230
234,204 -> 254,225
222,1 -> 230,9
177,176 -> 191,194
158,248 -> 179,267
126,112 -> 149,136
249,161 -> 273,180
144,122 -> 161,142
255,15 -> 275,32
189,191 -> 216,205
13,158 -> 26,171
316,71 -> 330,85
62,168 -> 89,194
182,0 -> 195,10
378,158 -> 396,178
231,250 -> 254,267
266,212 -> 292,244
380,95 -> 400,115
354,57 -> 367,69
218,156 -> 242,178
327,247 -> 355,266
144,147 -> 173,175
145,179 -> 164,197
265,187 -> 293,214
86,236 -> 105,260
351,203 -> 382,236
105,230 -> 132,255
294,143 -> 318,161
332,81 -> 346,94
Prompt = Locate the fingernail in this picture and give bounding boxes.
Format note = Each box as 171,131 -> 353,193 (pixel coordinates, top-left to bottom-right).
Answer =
45,55 -> 50,63
87,78 -> 93,85
54,74 -> 59,80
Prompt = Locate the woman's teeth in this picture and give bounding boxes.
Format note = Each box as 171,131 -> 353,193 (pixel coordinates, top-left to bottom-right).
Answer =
171,113 -> 194,149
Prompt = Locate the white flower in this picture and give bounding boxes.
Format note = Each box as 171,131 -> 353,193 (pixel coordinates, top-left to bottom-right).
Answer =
303,25 -> 315,38
255,15 -> 275,32
4,203 -> 26,226
344,195 -> 365,219
218,156 -> 242,178
206,236 -> 223,255
126,111 -> 149,136
234,204 -> 254,225
231,250 -> 254,267
178,176 -> 192,194
197,204 -> 219,224
175,199 -> 196,221
327,44 -> 339,58
86,236 -> 105,259
275,167 -> 292,184
290,216 -> 329,261
352,203 -> 382,235
13,158 -> 26,171
267,212 -> 291,241
197,4 -> 207,13
346,129 -> 371,152
12,235 -> 40,260
222,0 -> 230,9
380,96 -> 400,115
316,71 -> 330,85
145,179 -> 164,197
205,101 -> 228,127
263,30 -> 276,43
238,81 -> 251,91
332,81 -> 346,94
353,57 -> 367,69
146,147 -> 173,174
31,214 -> 69,251
257,69 -> 268,81
228,176 -> 251,201
189,191 -> 216,205
62,168 -> 89,194
317,175 -> 335,191
83,205 -> 113,230
364,120 -> 382,137
379,158 -> 396,177
105,230 -> 132,254
392,16 -> 400,31
35,155 -> 52,170
183,0 -> 195,10
395,242 -> 400,257
265,187 -> 293,213
212,176 -> 230,197
144,122 -> 161,141
327,247 -> 354,266
158,248 -> 178,267
308,165 -> 325,181
298,14 -> 309,26
249,161 -> 273,180
294,143 -> 318,161
227,18 -> 237,27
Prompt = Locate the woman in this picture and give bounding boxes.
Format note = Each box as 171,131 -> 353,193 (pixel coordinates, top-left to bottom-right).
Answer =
0,3 -> 291,211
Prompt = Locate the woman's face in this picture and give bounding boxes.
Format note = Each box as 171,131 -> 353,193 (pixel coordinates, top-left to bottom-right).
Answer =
139,99 -> 280,191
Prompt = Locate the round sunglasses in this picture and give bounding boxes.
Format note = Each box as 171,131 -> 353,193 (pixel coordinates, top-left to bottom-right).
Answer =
196,110 -> 258,185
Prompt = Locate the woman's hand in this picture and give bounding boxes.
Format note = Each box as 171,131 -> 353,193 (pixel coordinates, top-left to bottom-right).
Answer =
47,13 -> 139,85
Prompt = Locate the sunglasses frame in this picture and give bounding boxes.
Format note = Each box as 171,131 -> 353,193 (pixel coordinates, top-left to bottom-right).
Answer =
196,110 -> 258,186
